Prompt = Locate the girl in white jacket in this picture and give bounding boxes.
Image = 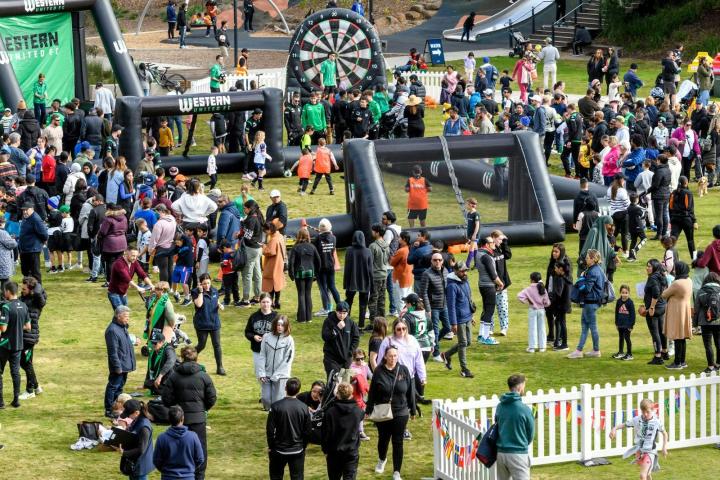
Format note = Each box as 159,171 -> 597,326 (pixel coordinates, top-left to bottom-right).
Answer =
257,315 -> 295,410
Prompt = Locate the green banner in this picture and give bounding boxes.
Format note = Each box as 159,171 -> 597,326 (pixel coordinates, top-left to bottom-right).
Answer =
0,13 -> 74,110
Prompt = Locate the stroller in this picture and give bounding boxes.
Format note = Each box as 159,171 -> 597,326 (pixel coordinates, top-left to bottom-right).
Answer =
308,369 -> 343,445
677,79 -> 698,110
508,29 -> 529,58
378,108 -> 408,139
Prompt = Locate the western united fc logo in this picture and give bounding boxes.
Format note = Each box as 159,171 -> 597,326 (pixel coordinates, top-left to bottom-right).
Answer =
24,0 -> 66,13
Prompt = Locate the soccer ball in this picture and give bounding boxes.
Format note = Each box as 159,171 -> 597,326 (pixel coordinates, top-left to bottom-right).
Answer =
283,169 -> 292,178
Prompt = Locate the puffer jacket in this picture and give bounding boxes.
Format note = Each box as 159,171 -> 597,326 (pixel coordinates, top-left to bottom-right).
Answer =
257,333 -> 295,381
18,111 -> 40,151
446,272 -> 473,325
216,202 -> 241,245
21,281 -> 46,345
0,229 -> 17,279
97,211 -> 128,254
161,361 -> 216,425
420,266 -> 447,311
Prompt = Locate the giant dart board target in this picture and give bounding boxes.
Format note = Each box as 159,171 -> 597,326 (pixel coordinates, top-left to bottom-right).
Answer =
286,9 -> 387,95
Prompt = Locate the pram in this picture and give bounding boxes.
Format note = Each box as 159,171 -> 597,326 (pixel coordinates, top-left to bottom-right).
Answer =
508,29 -> 529,58
308,369 -> 343,445
677,79 -> 698,110
378,108 -> 408,139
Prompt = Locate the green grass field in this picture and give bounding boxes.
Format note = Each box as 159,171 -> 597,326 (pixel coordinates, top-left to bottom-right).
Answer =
9,55 -> 720,478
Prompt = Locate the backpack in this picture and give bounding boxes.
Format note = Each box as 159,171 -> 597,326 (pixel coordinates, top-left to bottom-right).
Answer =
602,281 -> 616,306
570,275 -> 587,304
232,240 -> 247,271
387,227 -> 399,257
704,288 -> 720,323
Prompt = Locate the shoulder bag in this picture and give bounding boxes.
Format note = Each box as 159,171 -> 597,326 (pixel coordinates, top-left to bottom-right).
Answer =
368,366 -> 400,423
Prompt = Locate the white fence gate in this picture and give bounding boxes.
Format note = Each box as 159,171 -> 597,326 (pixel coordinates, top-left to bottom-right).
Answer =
433,372 -> 720,480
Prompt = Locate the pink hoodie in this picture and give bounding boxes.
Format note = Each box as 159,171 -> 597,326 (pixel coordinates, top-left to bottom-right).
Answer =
517,283 -> 551,310
602,145 -> 621,177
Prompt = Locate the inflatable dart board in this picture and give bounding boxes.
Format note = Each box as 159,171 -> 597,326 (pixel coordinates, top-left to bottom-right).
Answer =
286,9 -> 387,96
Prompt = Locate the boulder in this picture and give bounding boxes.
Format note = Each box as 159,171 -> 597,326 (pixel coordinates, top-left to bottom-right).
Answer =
404,10 -> 423,21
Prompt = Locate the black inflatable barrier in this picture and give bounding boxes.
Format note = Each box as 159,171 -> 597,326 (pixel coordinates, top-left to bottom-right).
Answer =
115,89 -> 285,174
285,214 -> 356,247
0,0 -> 143,110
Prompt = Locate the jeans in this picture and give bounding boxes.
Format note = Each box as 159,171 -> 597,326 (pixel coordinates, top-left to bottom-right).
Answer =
368,278 -> 386,322
91,251 -> 103,278
195,329 -> 223,371
102,252 -> 122,282
345,290 -> 369,328
444,321 -> 471,370
698,89 -> 711,107
295,277 -> 313,323
653,198 -> 670,238
243,9 -> 254,31
169,115 -> 183,143
269,450 -> 304,480
108,292 -> 128,310
34,103 -> 46,126
376,415 -> 409,473
317,269 -> 341,311
386,270 -> 398,314
431,307 -> 450,356
241,246 -> 262,301
179,26 -> 187,47
577,303 -> 600,351
262,378 -> 288,411
528,308 -> 546,350
104,371 -> 128,411
460,26 -> 471,42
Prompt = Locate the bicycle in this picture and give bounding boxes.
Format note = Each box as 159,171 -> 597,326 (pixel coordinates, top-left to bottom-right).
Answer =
145,62 -> 187,93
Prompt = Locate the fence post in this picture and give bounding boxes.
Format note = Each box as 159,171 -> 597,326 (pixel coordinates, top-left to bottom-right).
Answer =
580,383 -> 593,461
531,7 -> 535,33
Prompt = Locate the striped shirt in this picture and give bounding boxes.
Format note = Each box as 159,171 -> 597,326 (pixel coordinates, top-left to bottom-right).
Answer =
606,186 -> 630,215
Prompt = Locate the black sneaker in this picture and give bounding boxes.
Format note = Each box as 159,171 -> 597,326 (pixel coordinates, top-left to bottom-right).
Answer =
216,368 -> 227,376
181,298 -> 192,307
621,354 -> 634,361
648,356 -> 664,365
309,190 -> 315,195
101,282 -> 109,288
553,344 -> 569,351
460,369 -> 474,378
661,352 -> 670,361
665,363 -> 683,370
250,298 -> 260,305
441,353 -> 452,370
233,301 -> 243,307
84,276 -> 95,282
10,399 -> 20,408
239,300 -> 251,307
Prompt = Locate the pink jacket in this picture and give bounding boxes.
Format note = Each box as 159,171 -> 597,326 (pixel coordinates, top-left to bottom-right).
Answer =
670,126 -> 701,156
517,283 -> 551,310
602,145 -> 622,177
148,214 -> 176,251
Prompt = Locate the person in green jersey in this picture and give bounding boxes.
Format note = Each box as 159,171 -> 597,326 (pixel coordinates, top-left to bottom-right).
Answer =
33,74 -> 48,126
319,52 -> 338,95
209,55 -> 225,93
45,99 -> 64,127
301,92 -> 327,144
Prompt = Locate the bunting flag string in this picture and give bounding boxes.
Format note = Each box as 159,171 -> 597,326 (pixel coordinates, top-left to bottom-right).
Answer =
433,410 -> 481,468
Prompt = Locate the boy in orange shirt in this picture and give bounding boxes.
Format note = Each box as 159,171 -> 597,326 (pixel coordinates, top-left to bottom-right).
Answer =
158,117 -> 175,156
290,147 -> 314,195
310,138 -> 338,195
405,164 -> 432,227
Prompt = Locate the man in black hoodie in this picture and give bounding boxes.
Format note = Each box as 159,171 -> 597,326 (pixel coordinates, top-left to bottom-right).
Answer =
284,93 -> 303,146
572,178 -> 597,223
18,276 -> 45,400
162,345 -> 216,480
669,175 -> 697,258
321,382 -> 364,480
266,377 -> 310,480
647,154 -> 672,240
321,302 -> 360,376
343,231 -> 373,328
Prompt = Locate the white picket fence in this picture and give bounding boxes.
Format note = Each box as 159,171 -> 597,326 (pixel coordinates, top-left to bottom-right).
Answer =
188,69 -> 447,102
433,372 -> 720,480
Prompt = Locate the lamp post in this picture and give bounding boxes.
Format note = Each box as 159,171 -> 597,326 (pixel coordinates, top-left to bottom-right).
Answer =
369,0 -> 374,24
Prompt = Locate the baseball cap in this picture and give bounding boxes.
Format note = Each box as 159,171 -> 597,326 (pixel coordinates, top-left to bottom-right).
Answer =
120,399 -> 142,419
530,95 -> 542,103
21,202 -> 34,210
149,329 -> 165,345
3,108 -> 10,113
454,263 -> 470,272
483,89 -> 493,96
269,189 -> 281,198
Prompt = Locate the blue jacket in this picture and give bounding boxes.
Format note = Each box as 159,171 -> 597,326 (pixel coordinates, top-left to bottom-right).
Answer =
351,1 -> 365,16
8,146 -> 29,177
532,106 -> 547,135
468,92 -> 482,118
153,425 -> 204,480
18,212 -> 48,253
127,416 -> 154,476
622,70 -> 644,96
407,241 -> 433,279
105,318 -> 136,373
583,264 -> 606,304
134,208 -> 158,231
166,4 -> 177,22
622,147 -> 646,183
443,117 -> 467,136
216,203 -> 241,245
192,287 -> 221,331
446,272 -> 473,325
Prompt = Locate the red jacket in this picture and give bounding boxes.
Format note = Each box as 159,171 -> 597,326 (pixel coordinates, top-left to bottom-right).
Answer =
108,258 -> 148,295
698,240 -> 720,274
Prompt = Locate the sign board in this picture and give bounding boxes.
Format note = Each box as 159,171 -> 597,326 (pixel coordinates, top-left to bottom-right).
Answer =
0,13 -> 75,110
425,38 -> 445,66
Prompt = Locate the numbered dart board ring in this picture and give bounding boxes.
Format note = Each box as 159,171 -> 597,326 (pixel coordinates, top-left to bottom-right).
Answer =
286,9 -> 387,96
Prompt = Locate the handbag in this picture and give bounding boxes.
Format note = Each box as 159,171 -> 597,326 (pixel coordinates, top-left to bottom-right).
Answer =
76,421 -> 101,441
232,239 -> 247,271
119,455 -> 138,476
368,366 -> 399,423
477,422 -> 499,468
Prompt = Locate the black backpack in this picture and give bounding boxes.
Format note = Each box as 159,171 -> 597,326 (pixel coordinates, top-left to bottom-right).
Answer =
704,288 -> 720,323
232,240 -> 247,272
387,227 -> 399,257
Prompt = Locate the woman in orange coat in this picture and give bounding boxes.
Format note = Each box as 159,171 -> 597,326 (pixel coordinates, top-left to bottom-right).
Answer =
262,221 -> 286,308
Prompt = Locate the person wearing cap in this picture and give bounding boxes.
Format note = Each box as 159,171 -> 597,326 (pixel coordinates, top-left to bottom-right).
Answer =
321,301 -> 360,376
439,263 -> 475,378
115,398 -> 155,479
1,108 -> 12,135
143,329 -> 177,395
18,203 -> 48,283
265,189 -> 287,234
538,37 -> 560,90
153,405 -> 205,479
17,173 -> 49,221
104,305 -> 137,417
93,82 -> 116,121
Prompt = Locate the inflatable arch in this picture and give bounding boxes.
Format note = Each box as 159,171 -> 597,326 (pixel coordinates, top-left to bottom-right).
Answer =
0,0 -> 143,110
115,88 -> 286,175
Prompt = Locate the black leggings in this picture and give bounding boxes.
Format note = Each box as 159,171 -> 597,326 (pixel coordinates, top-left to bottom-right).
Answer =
415,351 -> 429,399
295,278 -> 313,323
702,325 -> 720,366
154,253 -> 174,283
612,210 -> 629,252
549,309 -> 567,346
102,252 -> 122,282
195,329 -> 223,370
345,290 -> 369,328
376,415 -> 409,473
618,327 -> 632,355
674,338 -> 687,365
646,315 -> 667,354
670,216 -> 696,258
20,344 -> 38,392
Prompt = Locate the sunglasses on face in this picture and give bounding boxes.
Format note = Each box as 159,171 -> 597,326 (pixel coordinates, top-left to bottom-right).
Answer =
432,258 -> 443,262
355,357 -> 365,361
395,326 -> 407,331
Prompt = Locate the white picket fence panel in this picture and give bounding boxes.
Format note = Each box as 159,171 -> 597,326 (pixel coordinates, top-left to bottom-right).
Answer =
433,372 -> 720,479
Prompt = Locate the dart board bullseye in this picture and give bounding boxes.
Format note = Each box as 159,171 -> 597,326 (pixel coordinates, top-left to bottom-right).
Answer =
287,9 -> 387,95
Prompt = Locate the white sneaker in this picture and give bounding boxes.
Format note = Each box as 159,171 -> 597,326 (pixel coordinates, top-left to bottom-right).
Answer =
18,391 -> 35,400
443,332 -> 455,340
34,386 -> 43,394
525,347 -> 535,353
393,472 -> 402,480
314,309 -> 328,317
432,355 -> 444,363
500,328 -> 508,336
375,458 -> 387,474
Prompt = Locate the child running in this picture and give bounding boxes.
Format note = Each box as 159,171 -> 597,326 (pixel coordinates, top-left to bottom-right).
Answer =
613,284 -> 635,360
610,399 -> 668,480
310,138 -> 338,195
517,272 -> 551,353
290,147 -> 313,195
250,130 -> 271,191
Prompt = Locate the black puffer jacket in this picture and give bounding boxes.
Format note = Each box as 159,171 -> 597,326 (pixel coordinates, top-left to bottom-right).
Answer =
313,231 -> 337,271
21,281 -> 46,345
19,111 -> 41,152
648,163 -> 671,200
288,241 -> 321,280
83,111 -> 104,145
420,266 -> 447,311
343,231 -> 372,293
161,361 -> 217,425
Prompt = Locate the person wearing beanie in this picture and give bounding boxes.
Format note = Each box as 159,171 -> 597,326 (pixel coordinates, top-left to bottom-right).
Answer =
62,162 -> 85,206
16,173 -> 49,221
321,301 -> 360,376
